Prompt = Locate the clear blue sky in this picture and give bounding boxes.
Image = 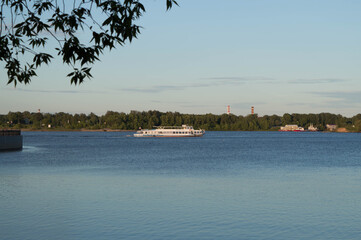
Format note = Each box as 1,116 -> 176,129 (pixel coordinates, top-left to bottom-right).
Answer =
1,0 -> 361,116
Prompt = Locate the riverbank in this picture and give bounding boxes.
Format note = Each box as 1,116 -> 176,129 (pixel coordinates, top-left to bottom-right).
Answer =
15,128 -> 357,133
20,128 -> 134,132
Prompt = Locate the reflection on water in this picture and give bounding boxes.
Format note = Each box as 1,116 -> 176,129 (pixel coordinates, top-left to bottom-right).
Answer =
1,131 -> 361,239
22,146 -> 42,152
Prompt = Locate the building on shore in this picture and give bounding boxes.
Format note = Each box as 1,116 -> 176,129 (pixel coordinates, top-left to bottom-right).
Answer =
279,125 -> 304,132
326,124 -> 337,131
308,124 -> 318,131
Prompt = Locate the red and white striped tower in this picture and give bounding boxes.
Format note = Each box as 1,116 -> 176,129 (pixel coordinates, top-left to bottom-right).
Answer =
251,106 -> 254,115
227,105 -> 231,115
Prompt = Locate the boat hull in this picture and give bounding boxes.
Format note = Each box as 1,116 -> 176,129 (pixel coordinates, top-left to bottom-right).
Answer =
278,130 -> 304,132
134,134 -> 204,137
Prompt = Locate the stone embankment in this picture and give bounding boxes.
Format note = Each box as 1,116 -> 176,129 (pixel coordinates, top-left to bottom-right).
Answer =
0,130 -> 23,151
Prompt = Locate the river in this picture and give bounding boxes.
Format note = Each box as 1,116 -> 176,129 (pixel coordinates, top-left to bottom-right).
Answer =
1,131 -> 360,239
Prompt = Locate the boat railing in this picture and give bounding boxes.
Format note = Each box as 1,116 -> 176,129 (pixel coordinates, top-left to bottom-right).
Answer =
153,126 -> 190,129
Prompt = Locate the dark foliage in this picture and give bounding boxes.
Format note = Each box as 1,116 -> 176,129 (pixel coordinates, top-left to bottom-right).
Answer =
0,0 -> 178,86
1,110 -> 359,132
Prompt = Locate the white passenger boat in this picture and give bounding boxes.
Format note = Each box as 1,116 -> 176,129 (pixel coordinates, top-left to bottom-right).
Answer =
134,125 -> 205,137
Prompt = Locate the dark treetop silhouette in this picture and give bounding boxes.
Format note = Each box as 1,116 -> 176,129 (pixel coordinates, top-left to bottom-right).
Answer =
0,0 -> 178,86
2,111 -> 361,132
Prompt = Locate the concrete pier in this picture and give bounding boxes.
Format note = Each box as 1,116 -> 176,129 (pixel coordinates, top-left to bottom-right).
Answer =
0,130 -> 23,151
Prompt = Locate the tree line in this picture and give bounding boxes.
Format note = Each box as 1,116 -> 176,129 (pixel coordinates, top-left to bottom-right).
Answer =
1,111 -> 361,132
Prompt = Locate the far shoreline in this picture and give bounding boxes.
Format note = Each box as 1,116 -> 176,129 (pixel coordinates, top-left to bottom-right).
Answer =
20,128 -> 135,132
16,128 -> 355,133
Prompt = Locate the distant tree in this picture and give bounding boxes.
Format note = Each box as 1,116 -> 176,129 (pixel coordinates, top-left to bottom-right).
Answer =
282,113 -> 293,125
258,116 -> 270,130
0,0 -> 178,86
7,111 -> 23,124
42,113 -> 53,126
22,111 -> 32,124
234,116 -> 245,130
88,112 -> 100,128
268,114 -> 282,127
354,119 -> 361,132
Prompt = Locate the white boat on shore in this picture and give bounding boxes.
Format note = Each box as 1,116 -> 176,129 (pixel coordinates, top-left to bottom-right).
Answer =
134,125 -> 205,137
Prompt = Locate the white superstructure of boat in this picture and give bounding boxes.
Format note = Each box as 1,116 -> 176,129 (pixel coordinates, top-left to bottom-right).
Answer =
134,125 -> 205,137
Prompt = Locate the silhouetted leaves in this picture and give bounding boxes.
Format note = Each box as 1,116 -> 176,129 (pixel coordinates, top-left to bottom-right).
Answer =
167,0 -> 178,10
67,67 -> 93,85
0,0 -> 178,86
33,53 -> 53,67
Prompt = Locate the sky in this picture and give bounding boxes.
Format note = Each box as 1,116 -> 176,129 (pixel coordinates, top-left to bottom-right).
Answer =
1,0 -> 361,117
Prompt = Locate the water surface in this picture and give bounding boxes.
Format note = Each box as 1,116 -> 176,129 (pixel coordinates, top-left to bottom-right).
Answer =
1,131 -> 361,239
